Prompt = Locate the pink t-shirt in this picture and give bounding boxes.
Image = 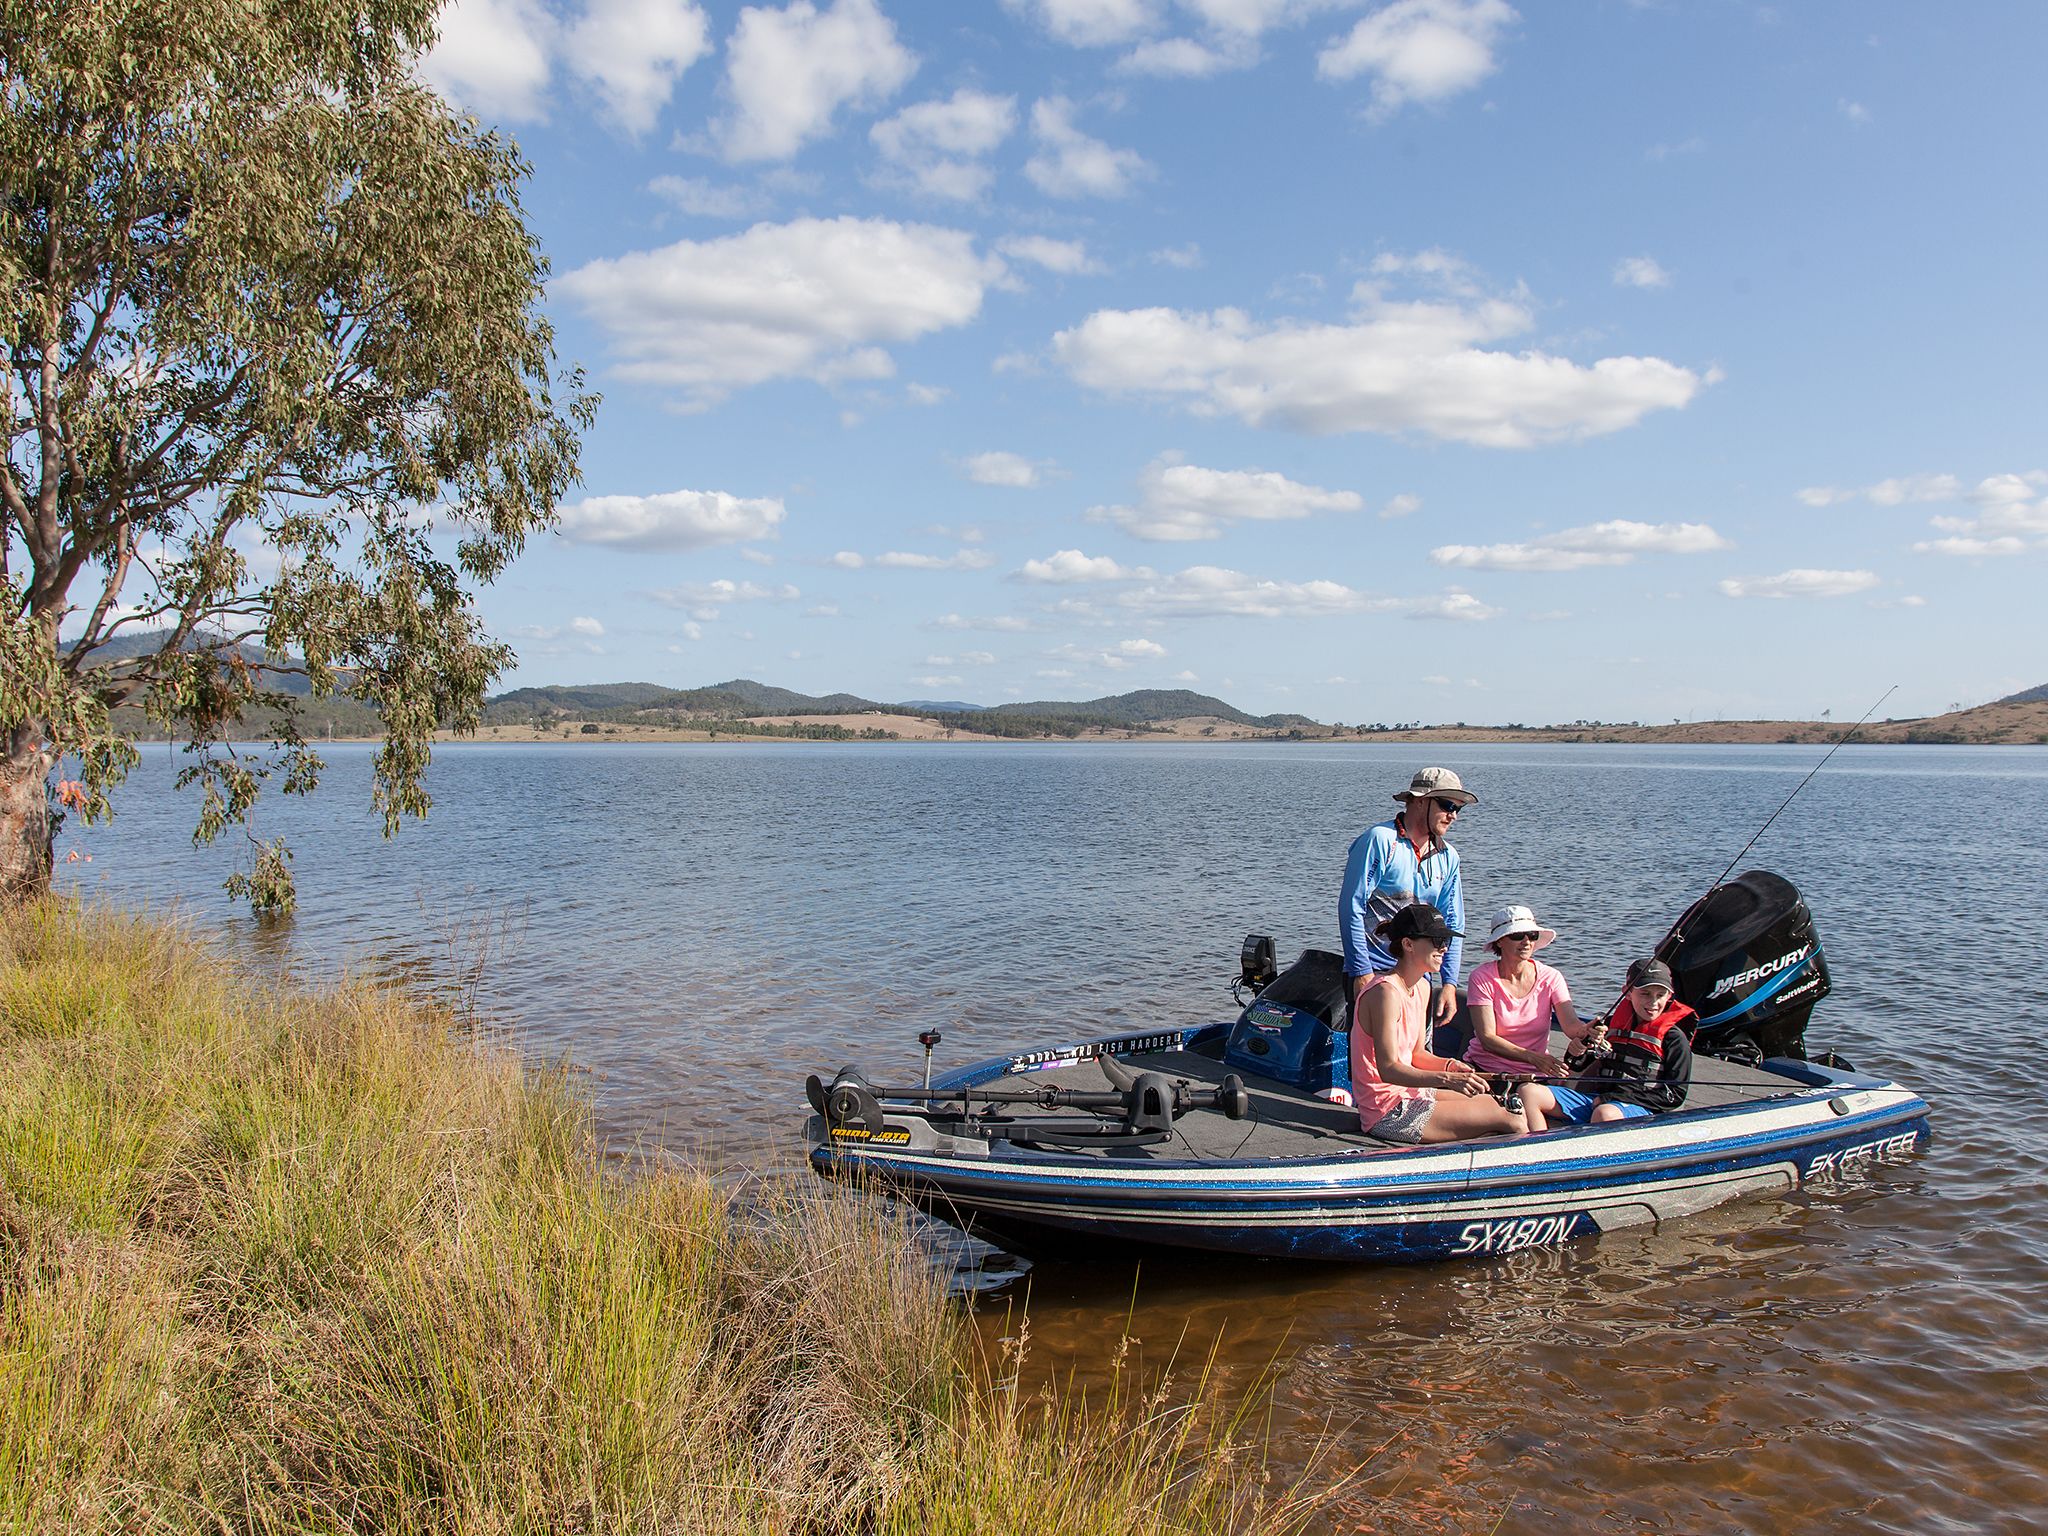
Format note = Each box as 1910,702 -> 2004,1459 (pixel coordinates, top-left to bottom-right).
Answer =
1350,971 -> 1433,1125
1463,959 -> 1572,1075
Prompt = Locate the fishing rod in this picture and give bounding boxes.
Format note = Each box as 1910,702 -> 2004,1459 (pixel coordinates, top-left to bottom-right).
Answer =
1666,683 -> 1898,953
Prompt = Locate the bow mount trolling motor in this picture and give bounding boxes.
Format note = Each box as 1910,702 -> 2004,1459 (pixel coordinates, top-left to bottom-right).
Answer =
808,1044 -> 1250,1151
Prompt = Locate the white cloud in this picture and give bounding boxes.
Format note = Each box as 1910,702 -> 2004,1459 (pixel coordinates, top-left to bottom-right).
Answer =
557,217 -> 1002,408
1117,35 -> 1254,76
1796,485 -> 1855,507
1035,667 -> 1077,679
648,175 -> 770,219
1151,242 -> 1204,269
1119,637 -> 1168,657
1972,471 -> 2048,505
912,673 -> 963,687
1018,549 -> 1145,583
961,451 -> 1046,487
1181,0 -> 1347,36
1053,269 -> 1707,447
1839,98 -> 1871,126
1718,569 -> 1881,599
997,235 -> 1103,275
1407,589 -> 1498,621
714,0 -> 917,163
645,578 -> 801,621
932,612 -> 1033,631
420,0 -> 556,122
565,0 -> 711,136
873,548 -> 998,570
906,382 -> 950,405
1799,476 -> 1963,507
1613,255 -> 1671,290
558,488 -> 786,549
829,550 -> 866,568
1091,456 -> 1362,541
962,650 -> 996,664
1317,0 -> 1516,118
507,616 -> 607,650
1114,565 -> 1399,619
1380,492 -> 1422,519
1006,0 -> 1159,47
1025,98 -> 1152,199
871,88 -> 1017,199
1431,519 -> 1730,572
1869,473 -> 1961,505
1172,669 -> 1199,682
806,603 -> 841,616
1911,535 -> 2029,558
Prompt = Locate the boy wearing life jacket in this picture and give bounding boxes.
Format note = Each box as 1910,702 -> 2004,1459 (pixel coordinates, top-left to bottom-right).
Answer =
1553,957 -> 1695,1124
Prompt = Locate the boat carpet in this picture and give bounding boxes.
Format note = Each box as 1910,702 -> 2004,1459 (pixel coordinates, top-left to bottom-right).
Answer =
1004,1041 -> 1802,1163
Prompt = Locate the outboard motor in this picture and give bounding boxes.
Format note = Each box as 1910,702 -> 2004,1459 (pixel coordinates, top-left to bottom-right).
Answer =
1657,870 -> 1831,1062
1223,943 -> 1350,1096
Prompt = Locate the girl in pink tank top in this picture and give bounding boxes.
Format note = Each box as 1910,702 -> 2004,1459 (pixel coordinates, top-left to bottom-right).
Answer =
1350,904 -> 1527,1145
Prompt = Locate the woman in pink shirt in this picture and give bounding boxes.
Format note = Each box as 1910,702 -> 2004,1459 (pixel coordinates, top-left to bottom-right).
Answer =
1352,903 -> 1526,1145
1463,904 -> 1596,1133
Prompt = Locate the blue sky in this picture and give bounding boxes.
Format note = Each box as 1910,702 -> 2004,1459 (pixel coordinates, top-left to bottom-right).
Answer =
415,0 -> 2048,725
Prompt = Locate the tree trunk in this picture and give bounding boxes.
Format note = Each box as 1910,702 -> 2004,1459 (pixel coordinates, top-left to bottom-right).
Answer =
0,724 -> 53,904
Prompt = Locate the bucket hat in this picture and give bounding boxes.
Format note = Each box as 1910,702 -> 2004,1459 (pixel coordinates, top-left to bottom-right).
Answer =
1394,766 -> 1476,808
1486,904 -> 1556,951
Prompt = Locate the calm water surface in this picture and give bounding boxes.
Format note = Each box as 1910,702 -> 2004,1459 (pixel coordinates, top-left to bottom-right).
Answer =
63,741 -> 2048,1532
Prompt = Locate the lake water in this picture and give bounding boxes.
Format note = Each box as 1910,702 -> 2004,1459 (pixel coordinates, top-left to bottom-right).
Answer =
61,740 -> 2048,1533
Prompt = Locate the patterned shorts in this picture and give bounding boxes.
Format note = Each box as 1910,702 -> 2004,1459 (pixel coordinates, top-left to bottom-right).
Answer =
1365,1096 -> 1434,1145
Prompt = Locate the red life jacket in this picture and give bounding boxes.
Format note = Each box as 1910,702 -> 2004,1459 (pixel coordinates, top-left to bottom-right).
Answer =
1608,997 -> 1696,1077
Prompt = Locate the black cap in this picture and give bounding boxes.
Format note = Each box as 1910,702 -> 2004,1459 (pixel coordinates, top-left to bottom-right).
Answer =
1379,902 -> 1460,947
1626,958 -> 1674,991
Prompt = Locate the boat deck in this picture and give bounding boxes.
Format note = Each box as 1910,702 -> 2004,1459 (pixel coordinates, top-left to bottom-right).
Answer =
992,1041 -> 1802,1162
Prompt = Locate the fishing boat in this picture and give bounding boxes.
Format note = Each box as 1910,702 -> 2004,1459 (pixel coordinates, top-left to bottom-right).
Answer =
803,872 -> 1930,1263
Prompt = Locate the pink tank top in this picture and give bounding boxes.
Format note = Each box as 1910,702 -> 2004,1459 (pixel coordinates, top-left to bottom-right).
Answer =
1350,971 -> 1433,1125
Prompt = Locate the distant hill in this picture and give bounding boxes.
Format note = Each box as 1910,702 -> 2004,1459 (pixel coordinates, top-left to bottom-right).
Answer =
474,677 -> 1323,736
1995,683 -> 2048,705
984,688 -> 1317,730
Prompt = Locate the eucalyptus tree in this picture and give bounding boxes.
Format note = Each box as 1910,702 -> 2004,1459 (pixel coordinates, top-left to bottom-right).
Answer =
1,0 -> 591,909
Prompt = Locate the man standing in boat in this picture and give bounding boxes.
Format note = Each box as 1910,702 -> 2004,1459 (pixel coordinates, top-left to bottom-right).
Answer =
1338,767 -> 1473,1032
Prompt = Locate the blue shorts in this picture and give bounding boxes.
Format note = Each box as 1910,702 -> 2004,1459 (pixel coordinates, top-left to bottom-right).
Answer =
1545,1086 -> 1650,1125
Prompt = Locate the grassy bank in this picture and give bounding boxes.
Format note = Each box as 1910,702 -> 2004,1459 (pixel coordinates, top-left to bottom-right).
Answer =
0,903 -> 1317,1534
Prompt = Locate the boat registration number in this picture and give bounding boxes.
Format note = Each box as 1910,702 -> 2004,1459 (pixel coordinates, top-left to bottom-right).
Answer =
1451,1214 -> 1583,1256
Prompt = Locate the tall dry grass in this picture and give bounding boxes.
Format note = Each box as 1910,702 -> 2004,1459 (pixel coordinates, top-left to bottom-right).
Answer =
0,901 -> 1324,1534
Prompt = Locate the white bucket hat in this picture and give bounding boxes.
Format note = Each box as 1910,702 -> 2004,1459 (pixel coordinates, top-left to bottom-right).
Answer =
1394,766 -> 1476,808
1487,904 -> 1556,951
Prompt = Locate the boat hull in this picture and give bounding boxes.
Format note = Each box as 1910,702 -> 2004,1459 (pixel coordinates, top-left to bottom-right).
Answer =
806,1047 -> 1929,1263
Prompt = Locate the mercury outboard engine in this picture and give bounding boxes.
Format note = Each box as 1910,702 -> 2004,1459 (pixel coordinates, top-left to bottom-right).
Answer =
1657,870 -> 1831,1063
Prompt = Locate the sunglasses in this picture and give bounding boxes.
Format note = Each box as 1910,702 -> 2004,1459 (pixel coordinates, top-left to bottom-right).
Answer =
1501,932 -> 1540,943
1433,798 -> 1463,815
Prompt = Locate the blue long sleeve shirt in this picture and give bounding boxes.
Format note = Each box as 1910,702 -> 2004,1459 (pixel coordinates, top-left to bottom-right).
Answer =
1337,818 -> 1465,986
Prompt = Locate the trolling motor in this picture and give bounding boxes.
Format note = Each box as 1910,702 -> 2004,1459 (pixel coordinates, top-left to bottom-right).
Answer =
807,1055 -> 1251,1151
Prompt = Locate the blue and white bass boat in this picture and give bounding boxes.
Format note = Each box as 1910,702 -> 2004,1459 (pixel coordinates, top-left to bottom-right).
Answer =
804,872 -> 1930,1263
